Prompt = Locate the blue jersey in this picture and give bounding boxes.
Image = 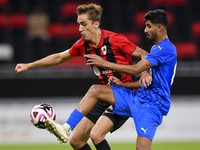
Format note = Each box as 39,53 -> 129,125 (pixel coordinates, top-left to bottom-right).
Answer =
136,38 -> 177,116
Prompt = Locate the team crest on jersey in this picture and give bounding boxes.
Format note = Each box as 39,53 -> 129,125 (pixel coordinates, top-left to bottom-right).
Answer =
101,45 -> 107,55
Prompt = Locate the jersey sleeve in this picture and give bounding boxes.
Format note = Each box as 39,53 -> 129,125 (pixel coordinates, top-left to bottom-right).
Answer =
109,34 -> 137,55
144,46 -> 170,67
69,39 -> 84,56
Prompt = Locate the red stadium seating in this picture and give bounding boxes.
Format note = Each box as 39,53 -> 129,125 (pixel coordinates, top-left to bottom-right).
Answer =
175,42 -> 198,60
61,2 -> 79,18
150,0 -> 188,6
0,0 -> 8,7
48,23 -> 63,38
123,32 -> 141,46
9,13 -> 27,28
0,14 -> 8,27
191,21 -> 200,38
62,23 -> 80,38
166,11 -> 174,26
48,23 -> 80,38
134,11 -> 147,28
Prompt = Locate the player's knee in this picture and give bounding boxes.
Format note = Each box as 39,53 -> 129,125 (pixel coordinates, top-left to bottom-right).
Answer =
69,136 -> 81,149
90,130 -> 102,144
69,137 -> 76,147
89,84 -> 103,96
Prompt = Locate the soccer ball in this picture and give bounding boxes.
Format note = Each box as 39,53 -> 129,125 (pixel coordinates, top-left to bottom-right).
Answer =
30,103 -> 56,129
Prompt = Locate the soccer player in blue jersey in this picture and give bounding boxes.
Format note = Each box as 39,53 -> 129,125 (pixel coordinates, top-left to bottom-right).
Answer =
45,9 -> 177,150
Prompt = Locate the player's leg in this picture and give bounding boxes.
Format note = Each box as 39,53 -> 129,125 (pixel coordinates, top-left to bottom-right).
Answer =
132,98 -> 163,150
76,85 -> 115,115
136,135 -> 152,150
90,105 -> 129,150
69,117 -> 94,150
90,115 -> 113,150
45,85 -> 115,143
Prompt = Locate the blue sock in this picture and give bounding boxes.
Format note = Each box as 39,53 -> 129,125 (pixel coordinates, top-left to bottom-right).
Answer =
66,109 -> 84,129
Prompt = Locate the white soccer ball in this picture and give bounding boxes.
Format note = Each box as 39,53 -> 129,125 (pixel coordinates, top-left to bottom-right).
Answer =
30,103 -> 56,129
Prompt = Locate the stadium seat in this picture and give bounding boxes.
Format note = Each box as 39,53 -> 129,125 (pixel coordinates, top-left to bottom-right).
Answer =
134,11 -> 147,28
0,0 -> 8,7
191,21 -> 200,38
61,2 -> 79,18
0,14 -> 8,27
9,13 -> 27,28
123,32 -> 141,46
48,23 -> 63,38
150,0 -> 188,6
166,11 -> 175,26
175,42 -> 198,60
62,23 -> 80,38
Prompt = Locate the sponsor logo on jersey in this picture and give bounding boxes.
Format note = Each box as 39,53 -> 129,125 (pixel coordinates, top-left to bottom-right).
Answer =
93,66 -> 115,77
93,66 -> 100,76
102,70 -> 115,75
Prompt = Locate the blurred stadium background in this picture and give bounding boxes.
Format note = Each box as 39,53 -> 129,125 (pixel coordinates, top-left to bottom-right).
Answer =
0,0 -> 200,149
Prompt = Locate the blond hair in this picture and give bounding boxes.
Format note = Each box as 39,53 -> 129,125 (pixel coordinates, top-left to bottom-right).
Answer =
77,3 -> 103,23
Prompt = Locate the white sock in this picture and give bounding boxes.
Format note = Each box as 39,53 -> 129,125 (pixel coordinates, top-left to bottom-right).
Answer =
63,123 -> 71,132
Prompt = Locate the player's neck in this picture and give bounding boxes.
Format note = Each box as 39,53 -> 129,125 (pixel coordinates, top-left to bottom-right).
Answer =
90,29 -> 101,48
155,34 -> 168,45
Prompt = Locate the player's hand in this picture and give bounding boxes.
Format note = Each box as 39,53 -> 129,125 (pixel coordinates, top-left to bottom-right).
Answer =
84,54 -> 105,67
108,76 -> 124,87
139,71 -> 152,88
15,63 -> 30,73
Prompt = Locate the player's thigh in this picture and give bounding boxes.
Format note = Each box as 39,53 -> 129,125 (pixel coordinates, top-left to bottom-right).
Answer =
90,115 -> 114,144
71,116 -> 94,142
90,85 -> 115,106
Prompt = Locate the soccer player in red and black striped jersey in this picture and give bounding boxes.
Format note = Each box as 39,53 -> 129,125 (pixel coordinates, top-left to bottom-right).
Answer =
15,3 -> 151,150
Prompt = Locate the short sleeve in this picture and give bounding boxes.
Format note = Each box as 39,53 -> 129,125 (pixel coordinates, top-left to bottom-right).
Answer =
144,46 -> 169,67
69,39 -> 84,56
110,34 -> 137,55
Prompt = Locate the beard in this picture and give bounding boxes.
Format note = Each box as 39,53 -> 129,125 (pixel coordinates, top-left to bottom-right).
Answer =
148,33 -> 157,42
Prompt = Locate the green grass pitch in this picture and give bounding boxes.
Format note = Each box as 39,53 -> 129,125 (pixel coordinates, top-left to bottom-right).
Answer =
1,141 -> 200,150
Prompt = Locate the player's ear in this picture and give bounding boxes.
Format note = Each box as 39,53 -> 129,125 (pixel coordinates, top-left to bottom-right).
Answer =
94,21 -> 100,29
158,24 -> 163,33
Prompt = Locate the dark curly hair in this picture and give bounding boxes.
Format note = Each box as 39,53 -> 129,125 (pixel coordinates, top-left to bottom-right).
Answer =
144,9 -> 169,29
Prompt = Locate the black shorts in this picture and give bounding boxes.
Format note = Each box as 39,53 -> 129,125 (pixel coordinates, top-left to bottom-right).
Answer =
85,101 -> 129,133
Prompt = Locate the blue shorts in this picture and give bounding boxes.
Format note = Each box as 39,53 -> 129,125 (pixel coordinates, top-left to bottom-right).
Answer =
111,85 -> 163,141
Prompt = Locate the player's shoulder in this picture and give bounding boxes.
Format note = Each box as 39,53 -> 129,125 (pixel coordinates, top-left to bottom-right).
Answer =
154,39 -> 176,57
72,37 -> 86,48
160,39 -> 175,48
161,39 -> 176,53
102,29 -> 126,38
102,29 -> 127,45
74,37 -> 85,45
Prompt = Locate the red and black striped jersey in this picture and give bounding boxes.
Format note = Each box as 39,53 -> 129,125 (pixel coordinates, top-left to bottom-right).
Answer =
69,29 -> 137,85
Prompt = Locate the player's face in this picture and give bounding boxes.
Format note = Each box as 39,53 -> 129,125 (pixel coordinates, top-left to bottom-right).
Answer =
77,14 -> 99,41
144,20 -> 158,41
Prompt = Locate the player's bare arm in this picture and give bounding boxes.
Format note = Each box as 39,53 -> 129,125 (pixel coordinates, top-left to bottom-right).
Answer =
85,54 -> 152,76
131,46 -> 149,60
15,50 -> 74,73
139,71 -> 152,88
131,46 -> 152,87
108,76 -> 142,89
